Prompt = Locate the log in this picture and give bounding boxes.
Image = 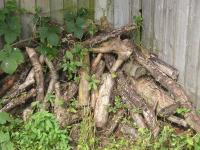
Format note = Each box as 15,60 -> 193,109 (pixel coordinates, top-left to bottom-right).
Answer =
94,73 -> 114,128
0,89 -> 36,112
123,60 -> 147,79
91,60 -> 105,109
26,47 -> 44,101
93,38 -> 133,72
130,77 -> 179,117
103,54 -> 116,72
133,47 -> 200,132
149,54 -> 179,80
84,24 -> 135,46
91,53 -> 103,73
0,75 -> 16,97
78,53 -> 90,106
63,82 -> 78,102
117,72 -> 160,137
119,124 -> 138,138
167,116 -> 188,128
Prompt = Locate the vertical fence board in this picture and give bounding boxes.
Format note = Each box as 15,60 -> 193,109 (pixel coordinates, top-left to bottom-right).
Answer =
173,0 -> 190,84
0,0 -> 3,8
0,0 -> 4,49
131,0 -> 141,19
184,0 -> 200,103
64,0 -> 77,13
141,0 -> 154,49
36,0 -> 50,16
78,0 -> 89,9
20,0 -> 35,39
50,0 -> 63,24
197,41 -> 200,107
114,0 -> 130,27
95,0 -> 114,25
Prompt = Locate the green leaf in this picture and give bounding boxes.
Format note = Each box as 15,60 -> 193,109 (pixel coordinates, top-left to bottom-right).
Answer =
38,27 -> 49,43
65,51 -> 73,60
76,17 -> 86,28
74,27 -> 84,39
1,57 -> 18,74
9,48 -> 24,64
47,32 -> 59,46
64,12 -> 75,22
4,30 -> 18,44
0,112 -> 12,124
0,50 -> 8,62
65,21 -> 76,33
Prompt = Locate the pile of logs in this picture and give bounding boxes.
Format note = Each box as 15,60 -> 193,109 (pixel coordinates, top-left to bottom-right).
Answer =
0,24 -> 200,139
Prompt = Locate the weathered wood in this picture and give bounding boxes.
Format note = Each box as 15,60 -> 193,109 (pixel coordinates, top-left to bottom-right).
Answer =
150,55 -> 179,80
134,48 -> 200,132
0,75 -> 16,97
123,60 -> 147,79
63,82 -> 78,102
0,0 -> 4,49
117,72 -> 160,137
91,53 -> 103,73
131,76 -> 179,117
36,0 -> 50,16
64,0 -> 77,13
50,0 -> 64,24
130,0 -> 141,18
78,53 -> 90,106
167,116 -> 188,128
94,73 -> 114,128
26,47 -> 44,102
114,0 -> 130,27
120,124 -> 138,138
103,54 -> 115,72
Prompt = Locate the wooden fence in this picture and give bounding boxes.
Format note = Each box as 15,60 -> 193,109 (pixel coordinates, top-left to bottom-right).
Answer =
0,0 -> 200,107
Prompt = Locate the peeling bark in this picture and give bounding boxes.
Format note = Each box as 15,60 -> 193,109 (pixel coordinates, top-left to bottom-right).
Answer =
94,73 -> 114,128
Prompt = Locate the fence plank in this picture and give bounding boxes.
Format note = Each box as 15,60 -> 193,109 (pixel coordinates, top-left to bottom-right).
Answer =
36,0 -> 50,16
50,0 -> 63,24
184,0 -> 200,104
0,0 -> 4,49
78,0 -> 89,9
130,0 -> 141,18
95,0 -> 114,25
141,0 -> 154,49
0,0 -> 3,8
20,0 -> 35,39
173,0 -> 190,84
64,0 -> 77,13
114,0 -> 130,27
197,41 -> 200,107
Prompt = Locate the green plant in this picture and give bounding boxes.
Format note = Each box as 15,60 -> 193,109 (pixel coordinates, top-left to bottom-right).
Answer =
88,75 -> 100,91
62,44 -> 88,80
68,98 -> 78,113
33,8 -> 61,58
0,0 -> 24,74
133,15 -> 143,45
64,8 -> 97,40
109,96 -> 126,113
77,108 -> 96,150
15,111 -> 71,150
176,108 -> 190,116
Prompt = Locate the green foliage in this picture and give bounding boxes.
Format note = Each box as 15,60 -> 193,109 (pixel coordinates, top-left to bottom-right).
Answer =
0,0 -> 24,74
15,111 -> 70,150
62,44 -> 88,80
109,96 -> 126,113
64,8 -> 97,40
88,75 -> 100,91
176,108 -> 191,116
68,98 -> 78,113
77,108 -> 96,150
133,15 -> 143,45
33,8 -> 60,58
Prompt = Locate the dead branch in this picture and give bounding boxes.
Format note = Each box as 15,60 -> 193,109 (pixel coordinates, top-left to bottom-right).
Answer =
167,116 -> 188,128
84,24 -> 135,46
93,38 -> 133,72
91,53 -> 103,73
117,72 -> 160,137
119,124 -> 138,139
0,89 -> 36,112
78,53 -> 90,106
26,47 -> 44,101
103,54 -> 116,72
63,82 -> 78,102
94,73 -> 114,128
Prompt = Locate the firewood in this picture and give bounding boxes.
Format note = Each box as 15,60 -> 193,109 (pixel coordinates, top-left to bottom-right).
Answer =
130,77 -> 179,117
26,47 -> 44,101
119,124 -> 138,138
63,82 -> 78,102
103,54 -> 116,72
93,38 -> 133,72
94,73 -> 114,128
0,88 -> 36,112
123,60 -> 147,79
91,60 -> 105,109
149,54 -> 179,80
91,53 -> 103,73
133,47 -> 200,132
84,24 -> 135,46
117,72 -> 160,137
167,116 -> 188,128
78,53 -> 90,106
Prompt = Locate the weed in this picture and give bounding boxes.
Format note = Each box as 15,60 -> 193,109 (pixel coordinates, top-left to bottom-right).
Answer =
176,107 -> 191,116
109,96 -> 126,113
133,15 -> 143,46
88,75 -> 100,91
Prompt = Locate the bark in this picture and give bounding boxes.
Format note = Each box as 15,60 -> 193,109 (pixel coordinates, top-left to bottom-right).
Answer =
26,47 -> 44,101
0,89 -> 36,112
105,109 -> 125,136
63,82 -> 78,102
84,24 -> 135,46
116,72 -> 160,137
92,38 -> 133,72
91,53 -> 103,74
119,124 -> 138,138
78,53 -> 90,106
103,54 -> 116,72
149,54 -> 179,80
94,73 -> 114,128
0,75 -> 16,97
123,60 -> 147,79
91,60 -> 105,108
167,116 -> 188,128
131,77 -> 179,117
133,47 -> 200,132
